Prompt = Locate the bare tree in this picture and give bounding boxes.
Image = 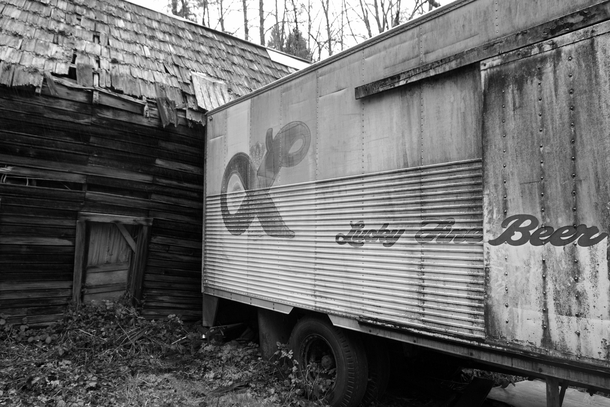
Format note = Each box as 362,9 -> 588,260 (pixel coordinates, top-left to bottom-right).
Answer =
307,0 -> 314,52
201,0 -> 210,26
289,0 -> 297,27
339,0 -> 344,51
392,0 -> 402,27
259,0 -> 264,45
356,0 -> 373,38
165,0 -> 444,62
341,1 -> 363,45
371,0 -> 383,33
242,0 -> 249,40
301,0 -> 324,60
407,0 -> 441,20
266,0 -> 285,51
218,0 -> 226,31
320,0 -> 332,56
171,0 -> 196,21
350,0 -> 441,40
274,0 -> 285,48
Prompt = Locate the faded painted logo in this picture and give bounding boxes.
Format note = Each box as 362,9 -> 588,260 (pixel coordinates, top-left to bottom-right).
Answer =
336,221 -> 405,248
220,122 -> 311,238
489,214 -> 608,247
415,219 -> 482,244
335,218 -> 482,248
334,215 -> 608,248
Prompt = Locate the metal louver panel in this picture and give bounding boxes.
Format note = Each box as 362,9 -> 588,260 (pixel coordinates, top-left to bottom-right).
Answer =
205,159 -> 484,338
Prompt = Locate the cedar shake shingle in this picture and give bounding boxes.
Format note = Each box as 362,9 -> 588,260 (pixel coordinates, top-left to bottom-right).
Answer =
0,0 -> 304,112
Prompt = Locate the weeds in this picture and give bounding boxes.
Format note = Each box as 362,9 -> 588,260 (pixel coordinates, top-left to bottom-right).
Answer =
0,301 -> 327,407
0,301 -> 198,406
271,343 -> 330,406
0,301 -> 529,407
461,369 -> 526,389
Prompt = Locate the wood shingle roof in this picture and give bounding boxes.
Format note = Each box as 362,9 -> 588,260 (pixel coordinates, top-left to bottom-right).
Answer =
0,0 -> 302,112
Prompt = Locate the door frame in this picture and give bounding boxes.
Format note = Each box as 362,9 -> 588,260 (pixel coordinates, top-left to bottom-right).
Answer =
72,212 -> 153,306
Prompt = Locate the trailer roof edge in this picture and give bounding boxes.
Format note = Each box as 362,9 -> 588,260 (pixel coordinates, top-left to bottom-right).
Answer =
206,0 -> 475,116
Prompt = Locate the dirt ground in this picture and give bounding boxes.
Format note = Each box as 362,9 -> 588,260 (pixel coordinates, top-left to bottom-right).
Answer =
0,302 -> 516,407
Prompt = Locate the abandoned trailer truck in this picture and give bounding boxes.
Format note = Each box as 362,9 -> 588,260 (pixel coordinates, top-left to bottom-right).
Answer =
201,0 -> 610,406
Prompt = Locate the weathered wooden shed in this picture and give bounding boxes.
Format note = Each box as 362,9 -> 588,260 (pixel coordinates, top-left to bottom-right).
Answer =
0,0 -> 305,324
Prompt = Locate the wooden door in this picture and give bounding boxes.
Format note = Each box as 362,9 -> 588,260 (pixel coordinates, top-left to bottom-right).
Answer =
72,213 -> 152,306
82,223 -> 136,302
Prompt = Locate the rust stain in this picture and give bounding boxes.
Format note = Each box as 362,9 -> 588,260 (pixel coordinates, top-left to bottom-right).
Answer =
483,23 -> 610,368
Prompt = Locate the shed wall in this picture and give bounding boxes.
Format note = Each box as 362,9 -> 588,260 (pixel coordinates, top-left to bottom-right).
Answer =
0,82 -> 203,324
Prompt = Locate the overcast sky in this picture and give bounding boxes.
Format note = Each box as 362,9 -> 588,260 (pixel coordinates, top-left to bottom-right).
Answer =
125,0 -> 455,59
125,0 -> 455,27
125,0 -> 166,12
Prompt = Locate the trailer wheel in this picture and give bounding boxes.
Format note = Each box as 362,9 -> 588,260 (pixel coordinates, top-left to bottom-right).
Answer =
361,336 -> 391,406
289,316 -> 368,407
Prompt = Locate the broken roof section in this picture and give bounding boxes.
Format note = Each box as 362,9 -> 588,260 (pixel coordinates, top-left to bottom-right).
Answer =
0,0 -> 306,113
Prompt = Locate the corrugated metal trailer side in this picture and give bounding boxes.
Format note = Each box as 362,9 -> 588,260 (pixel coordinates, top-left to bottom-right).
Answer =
204,0 -> 610,404
207,159 -> 485,338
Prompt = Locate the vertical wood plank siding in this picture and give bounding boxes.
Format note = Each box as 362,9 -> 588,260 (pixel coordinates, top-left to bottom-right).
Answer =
0,84 -> 203,324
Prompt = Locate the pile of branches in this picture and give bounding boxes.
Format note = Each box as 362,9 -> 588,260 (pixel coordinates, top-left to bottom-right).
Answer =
0,302 -> 202,406
0,302 -> 323,407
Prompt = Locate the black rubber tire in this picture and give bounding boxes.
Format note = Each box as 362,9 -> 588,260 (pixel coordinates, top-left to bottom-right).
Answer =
361,336 -> 391,406
288,316 -> 368,407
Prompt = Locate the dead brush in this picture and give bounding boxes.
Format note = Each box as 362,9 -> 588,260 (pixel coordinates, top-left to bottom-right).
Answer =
0,300 -> 200,406
271,343 -> 329,406
1,301 -> 328,407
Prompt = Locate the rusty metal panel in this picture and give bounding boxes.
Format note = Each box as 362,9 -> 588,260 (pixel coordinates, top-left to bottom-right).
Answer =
421,0 -> 599,64
494,1 -> 602,40
360,0 -> 494,84
483,25 -> 610,365
205,160 -> 484,338
418,0 -> 495,64
361,24 -> 422,84
360,0 -> 600,86
360,0 -> 494,83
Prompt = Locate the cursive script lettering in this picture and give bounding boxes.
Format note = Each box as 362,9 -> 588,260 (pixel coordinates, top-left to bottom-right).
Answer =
336,221 -> 405,248
489,214 -> 608,247
414,219 -> 483,244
